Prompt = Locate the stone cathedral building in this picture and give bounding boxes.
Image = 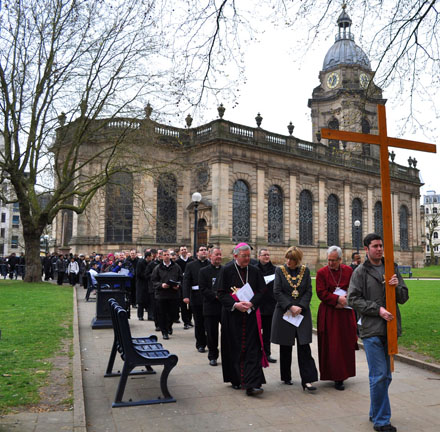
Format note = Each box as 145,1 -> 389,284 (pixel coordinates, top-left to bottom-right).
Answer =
53,8 -> 425,268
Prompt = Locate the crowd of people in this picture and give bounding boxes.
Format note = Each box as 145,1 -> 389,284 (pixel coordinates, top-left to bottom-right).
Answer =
0,252 -> 25,279
36,232 -> 407,432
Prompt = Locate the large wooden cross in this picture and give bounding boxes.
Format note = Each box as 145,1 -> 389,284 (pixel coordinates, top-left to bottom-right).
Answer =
321,104 -> 436,366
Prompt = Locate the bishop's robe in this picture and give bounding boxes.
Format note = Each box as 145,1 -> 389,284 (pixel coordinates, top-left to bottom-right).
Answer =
316,264 -> 358,381
217,261 -> 266,390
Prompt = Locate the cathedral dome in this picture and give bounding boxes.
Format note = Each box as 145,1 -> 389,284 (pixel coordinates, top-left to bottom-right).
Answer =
322,6 -> 371,71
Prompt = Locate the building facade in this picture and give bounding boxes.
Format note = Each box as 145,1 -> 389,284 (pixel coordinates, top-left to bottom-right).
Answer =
423,190 -> 440,263
52,8 -> 425,268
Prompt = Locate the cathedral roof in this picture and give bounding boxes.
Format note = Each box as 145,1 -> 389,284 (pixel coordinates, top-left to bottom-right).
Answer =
322,5 -> 371,71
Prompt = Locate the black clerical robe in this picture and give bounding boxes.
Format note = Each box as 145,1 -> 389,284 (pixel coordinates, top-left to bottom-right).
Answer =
217,260 -> 266,389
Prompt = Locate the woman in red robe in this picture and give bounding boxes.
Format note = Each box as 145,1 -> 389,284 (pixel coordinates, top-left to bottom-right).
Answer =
316,246 -> 358,390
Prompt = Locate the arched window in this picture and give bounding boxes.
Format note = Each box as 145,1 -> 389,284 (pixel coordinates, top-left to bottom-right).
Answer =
399,205 -> 409,250
299,190 -> 313,245
374,201 -> 383,238
268,185 -> 283,244
352,198 -> 363,248
425,207 -> 429,214
434,232 -> 439,239
156,173 -> 177,243
328,118 -> 339,151
105,172 -> 133,243
197,218 -> 208,247
361,118 -> 371,156
232,180 -> 250,242
327,194 -> 339,246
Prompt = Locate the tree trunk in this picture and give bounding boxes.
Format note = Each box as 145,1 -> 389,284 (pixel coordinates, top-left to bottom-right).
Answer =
23,233 -> 43,283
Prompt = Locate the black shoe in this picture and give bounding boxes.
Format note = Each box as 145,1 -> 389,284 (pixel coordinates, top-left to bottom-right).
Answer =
183,324 -> 191,330
168,329 -> 173,335
267,356 -> 277,363
155,327 -> 161,332
302,383 -> 317,392
174,319 -> 181,323
209,359 -> 218,366
138,317 -> 144,321
246,387 -> 264,396
334,380 -> 345,391
162,333 -> 169,340
197,347 -> 206,353
283,380 -> 294,385
232,384 -> 241,390
373,425 -> 396,432
188,323 -> 194,327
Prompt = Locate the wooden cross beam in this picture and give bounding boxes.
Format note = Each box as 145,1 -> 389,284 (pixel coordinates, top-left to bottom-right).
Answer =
321,104 -> 436,365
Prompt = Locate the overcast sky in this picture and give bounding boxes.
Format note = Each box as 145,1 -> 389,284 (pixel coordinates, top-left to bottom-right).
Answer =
200,16 -> 439,201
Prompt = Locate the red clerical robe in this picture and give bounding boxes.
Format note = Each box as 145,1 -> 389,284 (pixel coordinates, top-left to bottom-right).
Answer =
316,264 -> 358,381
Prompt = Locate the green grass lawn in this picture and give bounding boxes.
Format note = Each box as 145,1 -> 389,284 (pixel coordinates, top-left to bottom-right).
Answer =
310,279 -> 440,362
410,265 -> 440,278
0,281 -> 73,413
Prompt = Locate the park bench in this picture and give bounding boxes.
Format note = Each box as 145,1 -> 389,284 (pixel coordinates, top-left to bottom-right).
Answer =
397,265 -> 412,278
105,298 -> 163,377
107,299 -> 178,407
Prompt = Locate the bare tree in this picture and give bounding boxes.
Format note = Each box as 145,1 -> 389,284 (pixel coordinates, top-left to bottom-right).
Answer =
0,0 -> 198,282
426,212 -> 440,264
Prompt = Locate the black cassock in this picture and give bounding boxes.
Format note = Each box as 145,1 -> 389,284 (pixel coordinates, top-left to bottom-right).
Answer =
217,260 -> 266,389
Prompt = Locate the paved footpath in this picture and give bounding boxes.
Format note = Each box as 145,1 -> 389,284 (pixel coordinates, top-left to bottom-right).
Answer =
2,286 -> 440,432
77,289 -> 440,432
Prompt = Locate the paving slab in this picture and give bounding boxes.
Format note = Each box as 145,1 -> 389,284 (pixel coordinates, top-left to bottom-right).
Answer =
76,288 -> 440,432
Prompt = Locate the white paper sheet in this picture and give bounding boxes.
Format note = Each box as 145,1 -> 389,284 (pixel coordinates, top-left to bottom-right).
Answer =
333,287 -> 352,309
264,274 -> 275,284
282,311 -> 304,327
235,283 -> 254,314
191,285 -> 199,290
119,268 -> 130,276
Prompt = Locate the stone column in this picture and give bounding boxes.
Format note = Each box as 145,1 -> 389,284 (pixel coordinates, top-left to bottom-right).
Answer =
256,168 -> 265,244
411,195 -> 418,247
179,170 -> 191,242
318,178 -> 326,247
392,192 -> 399,245
343,182 -> 351,248
367,187 -> 374,233
289,174 -> 297,244
210,162 -> 230,243
137,175 -> 155,243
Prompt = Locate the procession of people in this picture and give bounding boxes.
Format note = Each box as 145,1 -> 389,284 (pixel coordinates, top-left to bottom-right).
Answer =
29,232 -> 407,431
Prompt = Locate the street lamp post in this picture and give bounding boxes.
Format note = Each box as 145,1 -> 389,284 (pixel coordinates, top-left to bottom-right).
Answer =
354,220 -> 361,253
192,192 -> 202,257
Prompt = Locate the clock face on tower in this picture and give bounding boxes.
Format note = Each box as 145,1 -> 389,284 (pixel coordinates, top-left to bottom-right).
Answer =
359,73 -> 370,89
327,72 -> 340,89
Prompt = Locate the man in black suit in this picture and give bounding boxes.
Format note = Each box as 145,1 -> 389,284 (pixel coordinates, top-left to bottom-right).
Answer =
199,246 -> 223,366
183,245 -> 209,352
256,248 -> 277,363
176,245 -> 194,329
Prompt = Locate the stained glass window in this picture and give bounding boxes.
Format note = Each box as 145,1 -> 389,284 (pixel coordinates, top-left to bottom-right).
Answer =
299,190 -> 313,245
400,205 -> 409,250
232,180 -> 250,242
361,118 -> 371,156
105,172 -> 133,243
327,194 -> 339,246
374,201 -> 383,238
156,174 -> 177,243
268,185 -> 283,244
352,198 -> 363,248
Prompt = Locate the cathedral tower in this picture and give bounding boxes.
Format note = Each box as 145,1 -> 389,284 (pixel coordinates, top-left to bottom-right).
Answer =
308,5 -> 386,158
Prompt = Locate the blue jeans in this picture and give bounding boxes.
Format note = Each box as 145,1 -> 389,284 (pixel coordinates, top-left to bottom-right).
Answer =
363,336 -> 392,427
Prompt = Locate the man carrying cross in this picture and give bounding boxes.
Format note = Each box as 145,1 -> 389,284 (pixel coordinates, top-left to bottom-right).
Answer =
321,103 -> 436,431
348,233 -> 408,431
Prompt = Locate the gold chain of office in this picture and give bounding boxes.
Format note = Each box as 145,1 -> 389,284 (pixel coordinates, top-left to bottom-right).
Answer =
281,264 -> 306,299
